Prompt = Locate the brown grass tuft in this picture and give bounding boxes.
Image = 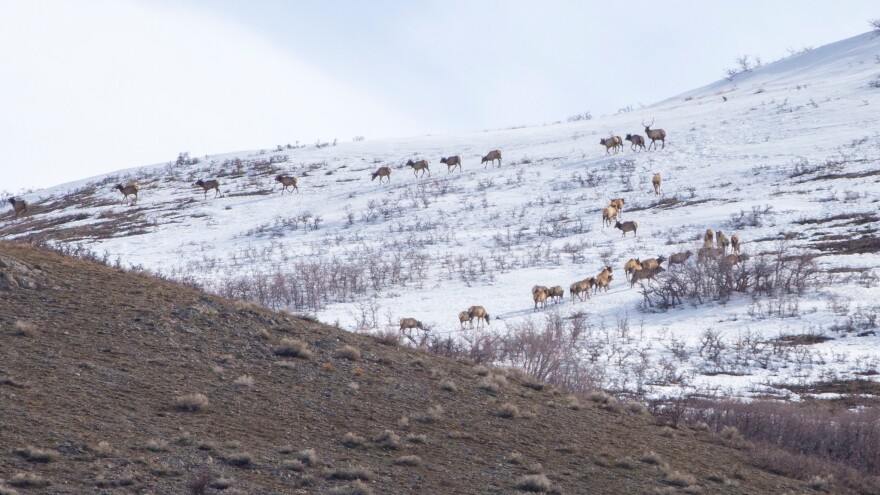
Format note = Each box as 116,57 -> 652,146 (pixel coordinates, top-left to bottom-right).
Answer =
626,401 -> 647,414
145,439 -> 169,452
515,474 -> 551,492
297,448 -> 318,466
0,486 -> 20,495
640,451 -> 662,465
225,452 -> 253,467
233,374 -> 255,388
9,473 -> 50,488
92,440 -> 113,457
342,432 -> 366,448
497,402 -> 520,418
394,455 -> 422,466
474,365 -> 490,376
273,338 -> 313,359
440,379 -> 458,392
808,474 -> 834,492
416,404 -> 444,423
13,320 -> 37,337
197,440 -> 217,451
209,477 -> 232,490
325,465 -> 373,481
615,457 -> 636,469
663,469 -> 698,488
283,459 -> 304,471
406,433 -> 427,444
329,480 -> 373,495
174,393 -> 209,412
372,329 -> 400,346
507,451 -> 524,464
14,446 -> 59,463
373,430 -> 401,449
336,344 -> 361,361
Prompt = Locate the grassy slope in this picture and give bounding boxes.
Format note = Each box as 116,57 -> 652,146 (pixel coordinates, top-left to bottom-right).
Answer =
0,241 -> 827,494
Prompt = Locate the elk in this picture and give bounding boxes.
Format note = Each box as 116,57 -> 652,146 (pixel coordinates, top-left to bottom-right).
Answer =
721,254 -> 744,267
548,286 -> 564,304
602,205 -> 618,227
640,256 -> 667,270
624,258 -> 643,276
716,230 -> 730,253
609,198 -> 625,217
668,251 -> 692,267
467,306 -> 490,328
594,266 -> 613,293
630,266 -> 666,287
399,318 -> 426,332
703,229 -> 715,249
652,173 -> 662,195
371,166 -> 392,183
7,198 -> 28,218
194,179 -> 221,198
643,119 -> 667,150
482,149 -> 502,168
406,159 -> 431,178
115,183 -> 139,204
532,286 -> 549,310
275,175 -> 299,194
731,233 -> 741,254
570,277 -> 595,302
625,133 -> 646,152
440,156 -> 461,173
458,311 -> 472,329
600,136 -> 622,154
697,246 -> 724,262
614,220 -> 638,237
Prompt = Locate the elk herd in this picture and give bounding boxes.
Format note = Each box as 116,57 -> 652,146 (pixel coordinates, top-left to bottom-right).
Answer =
600,120 -> 667,154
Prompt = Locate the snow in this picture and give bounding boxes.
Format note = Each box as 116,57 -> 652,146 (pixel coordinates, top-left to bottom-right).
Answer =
5,32 -> 880,399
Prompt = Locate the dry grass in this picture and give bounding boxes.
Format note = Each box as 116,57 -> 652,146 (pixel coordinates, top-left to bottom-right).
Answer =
12,320 -> 37,337
474,365 -> 490,376
225,452 -> 254,467
0,486 -> 20,495
406,433 -> 427,444
416,404 -> 444,423
197,440 -> 217,451
395,455 -> 422,466
640,451 -> 662,465
145,439 -> 169,452
329,480 -> 373,495
589,390 -> 610,403
497,402 -> 520,418
273,338 -> 313,359
626,401 -> 647,414
209,477 -> 232,489
296,448 -> 318,466
567,395 -> 583,410
342,432 -> 366,448
8,473 -> 50,488
282,459 -> 304,471
507,451 -> 525,464
174,393 -> 209,412
440,379 -> 458,392
233,374 -> 255,388
616,457 -> 636,469
14,446 -> 59,463
372,329 -> 400,346
809,474 -> 834,492
664,469 -> 698,488
325,465 -> 373,481
337,344 -> 361,361
93,440 -> 113,457
479,374 -> 507,394
516,474 -> 552,492
373,429 -> 401,449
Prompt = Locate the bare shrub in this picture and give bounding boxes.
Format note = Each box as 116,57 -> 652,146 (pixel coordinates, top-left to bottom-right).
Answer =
273,339 -> 313,359
416,405 -> 444,423
808,474 -> 834,492
93,441 -> 113,457
663,469 -> 698,488
0,485 -> 20,495
406,433 -> 427,444
626,401 -> 647,415
145,439 -> 169,452
174,393 -> 209,412
341,432 -> 366,448
497,403 -> 520,418
297,448 -> 318,466
283,459 -> 304,471
640,451 -> 662,465
507,451 -> 524,464
337,345 -> 361,361
186,469 -> 214,495
395,455 -> 422,466
615,457 -> 636,469
440,379 -> 458,392
515,474 -> 552,492
209,477 -> 232,489
372,329 -> 400,346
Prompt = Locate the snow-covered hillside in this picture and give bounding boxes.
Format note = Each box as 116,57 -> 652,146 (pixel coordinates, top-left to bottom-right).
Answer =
4,32 -> 880,399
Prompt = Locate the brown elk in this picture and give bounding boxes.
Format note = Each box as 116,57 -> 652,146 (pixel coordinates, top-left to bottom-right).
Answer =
602,205 -> 618,227
115,183 -> 139,204
532,286 -> 549,311
569,277 -> 595,302
194,179 -> 221,198
731,233 -> 741,254
406,159 -> 430,178
640,256 -> 666,270
594,266 -> 613,293
548,286 -> 564,304
609,198 -> 625,216
7,198 -> 28,218
371,166 -> 392,183
643,119 -> 667,150
468,306 -> 490,328
458,311 -> 472,329
399,318 -> 426,332
440,156 -> 461,173
668,251 -> 692,267
625,133 -> 646,152
600,136 -> 622,154
652,173 -> 662,195
716,231 -> 730,253
275,175 -> 299,194
624,258 -> 643,276
614,220 -> 638,237
703,229 -> 715,249
630,266 -> 666,287
481,149 -> 502,168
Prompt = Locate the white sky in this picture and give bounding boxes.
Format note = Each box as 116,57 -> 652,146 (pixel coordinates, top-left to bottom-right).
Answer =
1,0 -> 876,193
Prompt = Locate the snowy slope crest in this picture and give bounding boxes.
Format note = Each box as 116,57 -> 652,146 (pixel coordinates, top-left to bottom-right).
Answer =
4,32 -> 880,400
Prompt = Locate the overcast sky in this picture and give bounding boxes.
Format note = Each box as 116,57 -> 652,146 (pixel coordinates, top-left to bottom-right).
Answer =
1,0 -> 876,193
